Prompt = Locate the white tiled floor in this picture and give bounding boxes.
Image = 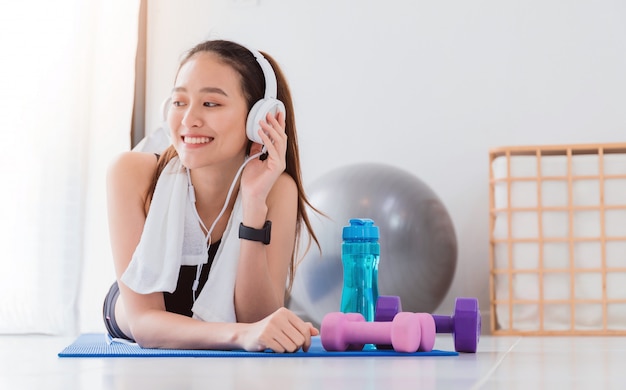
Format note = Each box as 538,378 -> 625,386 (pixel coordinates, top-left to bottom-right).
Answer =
1,334 -> 625,389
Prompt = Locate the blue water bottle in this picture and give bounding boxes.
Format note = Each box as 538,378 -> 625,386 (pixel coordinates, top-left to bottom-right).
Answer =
340,218 -> 380,322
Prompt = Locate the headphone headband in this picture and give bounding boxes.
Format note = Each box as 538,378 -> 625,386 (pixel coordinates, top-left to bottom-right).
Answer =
242,45 -> 278,100
241,43 -> 285,146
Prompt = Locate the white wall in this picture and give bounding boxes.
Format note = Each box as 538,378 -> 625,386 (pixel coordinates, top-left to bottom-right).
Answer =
145,0 -> 626,330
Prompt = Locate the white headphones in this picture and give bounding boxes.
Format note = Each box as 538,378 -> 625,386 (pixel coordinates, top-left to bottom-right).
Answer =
162,43 -> 285,146
243,45 -> 286,145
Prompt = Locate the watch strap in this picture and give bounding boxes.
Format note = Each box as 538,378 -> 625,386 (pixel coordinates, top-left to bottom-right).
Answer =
238,221 -> 272,245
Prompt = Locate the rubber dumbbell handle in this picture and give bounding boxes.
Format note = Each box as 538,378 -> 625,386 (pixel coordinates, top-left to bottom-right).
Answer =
345,321 -> 395,345
432,315 -> 454,334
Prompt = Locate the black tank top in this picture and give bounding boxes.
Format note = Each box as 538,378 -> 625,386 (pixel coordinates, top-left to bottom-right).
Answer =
163,240 -> 221,317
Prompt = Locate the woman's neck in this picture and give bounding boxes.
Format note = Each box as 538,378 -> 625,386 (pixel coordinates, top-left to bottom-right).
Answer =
187,157 -> 243,224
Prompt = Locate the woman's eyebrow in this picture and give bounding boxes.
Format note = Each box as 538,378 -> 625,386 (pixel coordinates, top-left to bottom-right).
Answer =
171,86 -> 228,96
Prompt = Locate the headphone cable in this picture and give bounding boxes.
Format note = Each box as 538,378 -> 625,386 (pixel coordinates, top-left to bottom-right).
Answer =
186,151 -> 264,302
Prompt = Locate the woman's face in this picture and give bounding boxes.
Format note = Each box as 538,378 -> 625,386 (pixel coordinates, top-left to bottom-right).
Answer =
168,51 -> 249,169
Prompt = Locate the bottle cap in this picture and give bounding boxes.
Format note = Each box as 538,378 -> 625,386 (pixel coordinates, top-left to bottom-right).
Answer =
343,218 -> 379,240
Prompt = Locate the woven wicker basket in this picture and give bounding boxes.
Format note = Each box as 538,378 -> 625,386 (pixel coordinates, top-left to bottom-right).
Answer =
489,143 -> 626,335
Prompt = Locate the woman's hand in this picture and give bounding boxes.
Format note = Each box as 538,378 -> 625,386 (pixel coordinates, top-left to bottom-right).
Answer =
238,307 -> 319,353
241,110 -> 288,203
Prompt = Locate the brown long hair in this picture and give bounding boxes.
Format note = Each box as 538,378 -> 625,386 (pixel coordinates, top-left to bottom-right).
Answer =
150,40 -> 321,293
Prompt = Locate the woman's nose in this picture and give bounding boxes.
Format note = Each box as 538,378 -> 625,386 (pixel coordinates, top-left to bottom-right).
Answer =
181,104 -> 203,128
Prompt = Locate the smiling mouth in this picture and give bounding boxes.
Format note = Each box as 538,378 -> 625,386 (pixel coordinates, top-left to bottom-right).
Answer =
183,136 -> 213,144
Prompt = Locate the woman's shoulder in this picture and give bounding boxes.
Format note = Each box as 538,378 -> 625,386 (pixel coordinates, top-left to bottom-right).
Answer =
268,172 -> 298,205
108,151 -> 158,174
107,151 -> 159,194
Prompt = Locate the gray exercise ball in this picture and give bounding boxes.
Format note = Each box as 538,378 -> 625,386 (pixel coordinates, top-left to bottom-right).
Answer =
287,163 -> 457,328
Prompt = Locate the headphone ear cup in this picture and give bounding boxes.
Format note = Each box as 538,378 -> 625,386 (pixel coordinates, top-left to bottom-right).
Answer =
161,97 -> 171,121
161,97 -> 172,143
246,98 -> 286,144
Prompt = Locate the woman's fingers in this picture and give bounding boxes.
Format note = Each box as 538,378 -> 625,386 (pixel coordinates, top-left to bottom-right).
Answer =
258,111 -> 286,145
282,312 -> 319,353
266,108 -> 286,130
271,331 -> 299,353
303,323 -> 320,352
255,118 -> 287,172
240,308 -> 321,353
281,321 -> 307,352
257,308 -> 319,353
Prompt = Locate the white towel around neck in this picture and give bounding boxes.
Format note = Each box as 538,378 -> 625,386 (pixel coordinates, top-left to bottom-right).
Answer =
121,156 -> 241,323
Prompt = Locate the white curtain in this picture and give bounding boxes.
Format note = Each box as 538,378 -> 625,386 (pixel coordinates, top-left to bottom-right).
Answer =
0,0 -> 140,335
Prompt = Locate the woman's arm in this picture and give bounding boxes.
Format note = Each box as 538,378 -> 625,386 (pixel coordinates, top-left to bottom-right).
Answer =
235,109 -> 300,322
235,173 -> 298,322
106,151 -> 316,351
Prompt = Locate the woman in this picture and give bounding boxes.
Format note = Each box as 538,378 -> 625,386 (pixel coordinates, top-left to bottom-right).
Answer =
103,40 -> 320,353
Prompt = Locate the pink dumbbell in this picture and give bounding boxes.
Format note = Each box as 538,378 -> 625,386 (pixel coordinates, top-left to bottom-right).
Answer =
321,311 -> 436,353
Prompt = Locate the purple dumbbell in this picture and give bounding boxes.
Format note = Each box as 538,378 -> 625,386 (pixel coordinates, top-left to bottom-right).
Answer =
375,295 -> 403,322
432,297 -> 481,353
374,295 -> 403,349
321,311 -> 436,353
375,296 -> 481,353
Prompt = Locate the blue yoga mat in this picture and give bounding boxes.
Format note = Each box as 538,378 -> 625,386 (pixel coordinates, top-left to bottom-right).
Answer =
58,334 -> 458,358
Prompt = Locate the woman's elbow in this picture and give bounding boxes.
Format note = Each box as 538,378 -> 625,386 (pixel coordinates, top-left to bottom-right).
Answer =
127,316 -> 162,349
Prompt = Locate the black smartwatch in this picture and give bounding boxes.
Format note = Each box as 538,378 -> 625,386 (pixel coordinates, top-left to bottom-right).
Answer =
238,221 -> 272,245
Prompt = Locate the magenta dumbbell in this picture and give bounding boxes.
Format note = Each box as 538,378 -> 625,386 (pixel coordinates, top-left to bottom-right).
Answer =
321,311 -> 436,353
375,295 -> 481,353
343,312 -> 366,351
